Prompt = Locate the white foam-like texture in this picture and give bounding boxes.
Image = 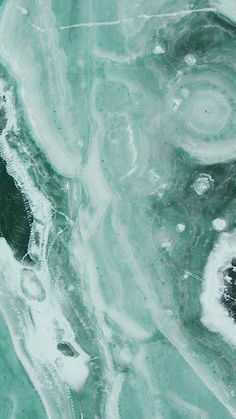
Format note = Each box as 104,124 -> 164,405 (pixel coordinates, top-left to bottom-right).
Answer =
201,230 -> 236,346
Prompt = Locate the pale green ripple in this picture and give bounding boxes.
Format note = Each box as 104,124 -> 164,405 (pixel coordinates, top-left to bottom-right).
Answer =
0,0 -> 234,418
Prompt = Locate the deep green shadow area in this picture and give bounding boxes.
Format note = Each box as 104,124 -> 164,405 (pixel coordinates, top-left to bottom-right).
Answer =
0,156 -> 33,261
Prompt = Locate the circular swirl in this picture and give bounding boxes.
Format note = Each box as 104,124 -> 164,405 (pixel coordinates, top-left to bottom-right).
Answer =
159,13 -> 236,164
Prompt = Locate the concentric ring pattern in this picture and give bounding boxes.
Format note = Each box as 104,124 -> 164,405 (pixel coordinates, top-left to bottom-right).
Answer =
160,12 -> 236,164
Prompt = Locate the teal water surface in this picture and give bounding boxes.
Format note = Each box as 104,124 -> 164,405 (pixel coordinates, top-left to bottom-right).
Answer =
0,1 -> 235,418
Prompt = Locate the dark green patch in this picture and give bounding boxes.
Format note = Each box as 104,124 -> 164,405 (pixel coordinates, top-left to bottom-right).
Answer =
57,342 -> 78,357
0,157 -> 33,261
0,106 -> 7,134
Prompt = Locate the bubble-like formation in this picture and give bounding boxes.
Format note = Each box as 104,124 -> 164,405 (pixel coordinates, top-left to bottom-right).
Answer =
20,269 -> 46,302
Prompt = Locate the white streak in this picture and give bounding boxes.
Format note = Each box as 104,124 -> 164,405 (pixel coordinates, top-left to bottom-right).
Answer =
59,8 -> 216,30
105,373 -> 125,419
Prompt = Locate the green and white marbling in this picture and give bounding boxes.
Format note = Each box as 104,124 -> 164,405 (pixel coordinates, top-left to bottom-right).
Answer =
0,0 -> 235,418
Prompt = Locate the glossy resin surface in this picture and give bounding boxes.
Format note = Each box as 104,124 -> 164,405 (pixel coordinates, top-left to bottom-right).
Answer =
0,1 -> 235,418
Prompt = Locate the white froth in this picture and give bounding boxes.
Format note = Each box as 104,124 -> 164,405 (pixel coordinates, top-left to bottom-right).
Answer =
184,54 -> 196,65
212,218 -> 227,231
201,230 -> 236,347
176,223 -> 186,232
153,45 -> 165,55
193,173 -> 214,195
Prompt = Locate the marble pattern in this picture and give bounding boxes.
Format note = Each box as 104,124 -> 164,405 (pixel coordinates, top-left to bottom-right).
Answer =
0,0 -> 235,418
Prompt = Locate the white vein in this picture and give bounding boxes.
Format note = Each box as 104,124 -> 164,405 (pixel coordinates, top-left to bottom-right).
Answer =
31,8 -> 217,32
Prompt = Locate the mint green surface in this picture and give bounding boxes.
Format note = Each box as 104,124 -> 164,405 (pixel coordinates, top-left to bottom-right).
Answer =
0,312 -> 46,418
0,0 -> 235,418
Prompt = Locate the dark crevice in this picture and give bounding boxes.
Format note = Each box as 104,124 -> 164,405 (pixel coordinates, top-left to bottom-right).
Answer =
57,342 -> 79,357
0,156 -> 33,261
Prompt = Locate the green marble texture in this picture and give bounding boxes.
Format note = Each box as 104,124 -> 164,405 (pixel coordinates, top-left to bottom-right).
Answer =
0,0 -> 235,418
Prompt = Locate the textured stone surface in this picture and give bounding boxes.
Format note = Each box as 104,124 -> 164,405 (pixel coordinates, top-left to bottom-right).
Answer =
0,0 -> 235,418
